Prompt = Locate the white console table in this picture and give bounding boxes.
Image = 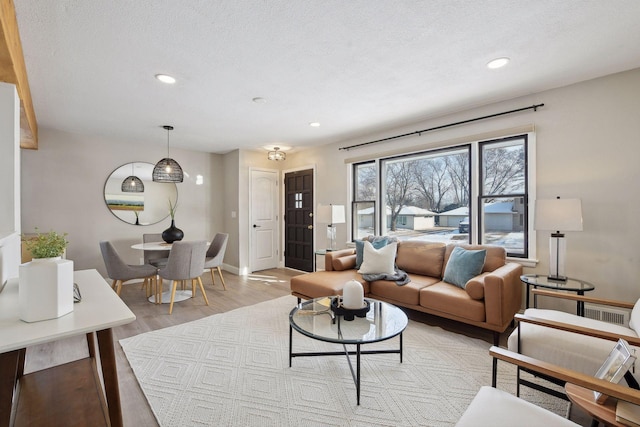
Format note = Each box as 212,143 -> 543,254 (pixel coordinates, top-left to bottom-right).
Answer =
0,269 -> 136,427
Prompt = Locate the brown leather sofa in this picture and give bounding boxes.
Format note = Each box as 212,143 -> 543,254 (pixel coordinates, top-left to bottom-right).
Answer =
290,241 -> 523,344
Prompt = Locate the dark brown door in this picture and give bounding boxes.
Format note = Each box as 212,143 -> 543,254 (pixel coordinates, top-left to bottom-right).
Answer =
284,169 -> 314,272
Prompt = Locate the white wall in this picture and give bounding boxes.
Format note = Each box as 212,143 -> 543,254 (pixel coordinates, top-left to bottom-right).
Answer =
21,128 -> 225,277
287,68 -> 640,302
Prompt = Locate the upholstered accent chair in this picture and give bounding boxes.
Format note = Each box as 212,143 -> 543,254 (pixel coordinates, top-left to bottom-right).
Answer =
157,240 -> 209,314
505,289 -> 640,397
459,346 -> 640,426
99,241 -> 157,296
204,233 -> 229,290
143,233 -> 169,268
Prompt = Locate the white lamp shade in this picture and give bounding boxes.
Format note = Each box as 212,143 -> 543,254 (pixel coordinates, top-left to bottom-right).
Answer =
317,204 -> 346,225
534,198 -> 583,232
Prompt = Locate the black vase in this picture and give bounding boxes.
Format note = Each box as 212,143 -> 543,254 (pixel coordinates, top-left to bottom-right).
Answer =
162,219 -> 184,243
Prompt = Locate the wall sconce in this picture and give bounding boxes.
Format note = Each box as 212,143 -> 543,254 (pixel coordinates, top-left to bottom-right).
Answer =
534,197 -> 583,281
317,204 -> 346,251
268,147 -> 286,161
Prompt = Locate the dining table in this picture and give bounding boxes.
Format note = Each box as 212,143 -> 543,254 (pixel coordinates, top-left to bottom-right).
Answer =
131,241 -> 206,304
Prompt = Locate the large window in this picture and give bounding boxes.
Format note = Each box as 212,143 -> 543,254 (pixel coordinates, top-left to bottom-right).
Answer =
351,134 -> 531,258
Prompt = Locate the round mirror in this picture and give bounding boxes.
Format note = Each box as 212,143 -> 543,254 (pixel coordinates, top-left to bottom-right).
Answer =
104,162 -> 178,226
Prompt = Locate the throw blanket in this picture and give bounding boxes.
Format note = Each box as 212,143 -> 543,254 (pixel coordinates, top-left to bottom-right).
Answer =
363,267 -> 411,286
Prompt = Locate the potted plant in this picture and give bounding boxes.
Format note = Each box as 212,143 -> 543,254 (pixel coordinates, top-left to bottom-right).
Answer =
162,199 -> 184,243
19,229 -> 74,322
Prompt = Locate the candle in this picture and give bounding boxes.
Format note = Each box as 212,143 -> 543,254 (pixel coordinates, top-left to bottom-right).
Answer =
342,280 -> 364,309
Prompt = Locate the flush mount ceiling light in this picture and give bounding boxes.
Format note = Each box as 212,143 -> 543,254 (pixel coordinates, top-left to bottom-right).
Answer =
121,162 -> 144,192
268,147 -> 286,161
155,74 -> 176,84
309,122 -> 320,127
153,125 -> 184,183
487,57 -> 510,69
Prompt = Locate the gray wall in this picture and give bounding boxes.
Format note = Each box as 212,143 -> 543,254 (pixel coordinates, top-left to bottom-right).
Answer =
21,128 -> 224,277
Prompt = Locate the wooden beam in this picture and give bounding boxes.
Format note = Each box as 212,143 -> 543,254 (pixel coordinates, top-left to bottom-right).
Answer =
0,0 -> 38,149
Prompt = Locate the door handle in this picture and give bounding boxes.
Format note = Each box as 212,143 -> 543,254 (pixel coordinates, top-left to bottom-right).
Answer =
307,225 -> 313,230
253,224 -> 261,228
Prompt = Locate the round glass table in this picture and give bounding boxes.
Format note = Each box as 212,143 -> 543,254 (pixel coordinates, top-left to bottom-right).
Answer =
521,274 -> 595,316
289,297 -> 408,405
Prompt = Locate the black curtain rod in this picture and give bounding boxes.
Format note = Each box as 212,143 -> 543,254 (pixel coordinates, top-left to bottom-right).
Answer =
339,103 -> 544,151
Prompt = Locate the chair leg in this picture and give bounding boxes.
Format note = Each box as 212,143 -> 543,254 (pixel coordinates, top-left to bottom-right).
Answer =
191,279 -> 196,296
169,281 -> 178,314
209,268 -> 215,286
111,279 -> 117,291
217,267 -> 227,290
198,277 -> 209,306
115,280 -> 123,296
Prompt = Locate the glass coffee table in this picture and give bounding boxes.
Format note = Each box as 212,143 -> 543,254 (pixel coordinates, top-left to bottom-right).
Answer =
289,297 -> 408,405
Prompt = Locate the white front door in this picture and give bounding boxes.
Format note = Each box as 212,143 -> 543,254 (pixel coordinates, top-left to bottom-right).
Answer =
250,169 -> 278,272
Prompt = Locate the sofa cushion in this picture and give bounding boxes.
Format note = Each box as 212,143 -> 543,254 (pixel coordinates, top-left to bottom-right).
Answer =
443,246 -> 486,289
355,237 -> 390,269
290,270 -> 369,298
420,281 -> 486,322
395,241 -> 446,277
358,241 -> 397,275
369,274 -> 439,306
444,244 -> 505,273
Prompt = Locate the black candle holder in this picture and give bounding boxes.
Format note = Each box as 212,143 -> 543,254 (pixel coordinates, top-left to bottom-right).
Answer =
330,297 -> 370,321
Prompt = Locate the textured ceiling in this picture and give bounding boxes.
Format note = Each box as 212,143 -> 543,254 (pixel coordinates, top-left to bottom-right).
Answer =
13,0 -> 640,154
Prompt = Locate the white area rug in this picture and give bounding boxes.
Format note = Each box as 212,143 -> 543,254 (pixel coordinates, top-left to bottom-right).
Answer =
120,295 -> 567,426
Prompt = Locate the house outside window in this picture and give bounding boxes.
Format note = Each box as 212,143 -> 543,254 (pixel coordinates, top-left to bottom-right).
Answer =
350,134 -> 532,258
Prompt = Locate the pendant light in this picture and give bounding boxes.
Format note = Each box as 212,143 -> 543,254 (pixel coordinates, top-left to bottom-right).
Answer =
153,125 -> 183,183
268,147 -> 286,161
121,162 -> 144,192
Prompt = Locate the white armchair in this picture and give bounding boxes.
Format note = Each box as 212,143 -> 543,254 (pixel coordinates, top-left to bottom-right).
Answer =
505,289 -> 640,397
458,346 -> 640,427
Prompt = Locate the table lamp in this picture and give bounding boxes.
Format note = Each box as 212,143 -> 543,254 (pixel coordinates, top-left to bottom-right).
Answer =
317,204 -> 345,251
534,197 -> 583,281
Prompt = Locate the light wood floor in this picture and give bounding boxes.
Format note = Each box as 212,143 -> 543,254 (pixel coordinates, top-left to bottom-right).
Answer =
23,268 -> 592,426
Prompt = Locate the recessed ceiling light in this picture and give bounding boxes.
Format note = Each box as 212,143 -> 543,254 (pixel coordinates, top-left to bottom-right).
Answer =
155,74 -> 176,84
487,57 -> 510,69
252,97 -> 267,104
309,122 -> 320,127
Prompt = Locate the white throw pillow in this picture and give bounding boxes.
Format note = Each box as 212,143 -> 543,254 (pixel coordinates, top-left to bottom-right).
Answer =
357,241 -> 397,275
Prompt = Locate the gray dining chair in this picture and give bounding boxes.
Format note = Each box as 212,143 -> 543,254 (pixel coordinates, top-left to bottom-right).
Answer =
143,233 -> 169,268
204,233 -> 229,290
99,241 -> 157,296
158,240 -> 209,314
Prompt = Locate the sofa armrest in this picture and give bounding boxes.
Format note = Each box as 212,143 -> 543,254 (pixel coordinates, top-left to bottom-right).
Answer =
484,262 -> 523,329
324,248 -> 356,271
531,289 -> 635,310
490,346 -> 640,406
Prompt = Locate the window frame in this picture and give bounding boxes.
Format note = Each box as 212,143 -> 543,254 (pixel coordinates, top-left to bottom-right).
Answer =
349,132 -> 536,262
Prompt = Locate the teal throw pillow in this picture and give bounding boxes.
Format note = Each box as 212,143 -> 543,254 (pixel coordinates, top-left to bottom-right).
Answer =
443,246 -> 487,289
355,237 -> 389,269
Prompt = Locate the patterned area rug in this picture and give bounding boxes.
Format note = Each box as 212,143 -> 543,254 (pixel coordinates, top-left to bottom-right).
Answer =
120,295 -> 568,426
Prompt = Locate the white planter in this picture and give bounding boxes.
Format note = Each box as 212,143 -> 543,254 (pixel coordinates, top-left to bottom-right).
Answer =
19,257 -> 74,322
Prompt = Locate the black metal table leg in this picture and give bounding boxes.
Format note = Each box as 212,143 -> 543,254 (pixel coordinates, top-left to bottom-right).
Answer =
356,343 -> 361,405
289,324 -> 292,367
578,291 -> 585,316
